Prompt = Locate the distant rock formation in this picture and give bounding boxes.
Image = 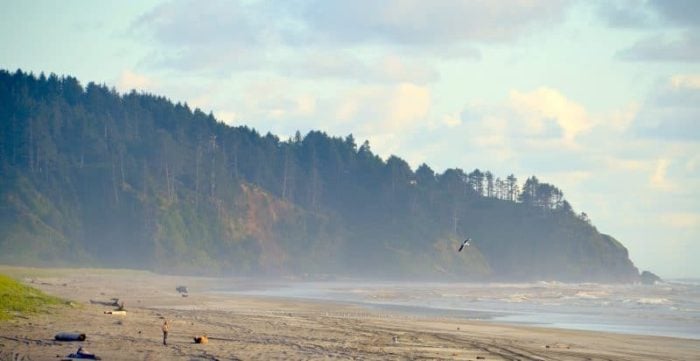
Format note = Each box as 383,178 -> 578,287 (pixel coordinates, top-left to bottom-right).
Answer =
640,270 -> 662,285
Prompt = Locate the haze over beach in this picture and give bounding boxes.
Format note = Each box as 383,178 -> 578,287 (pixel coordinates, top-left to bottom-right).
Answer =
2,0 -> 698,278
1,0 -> 700,360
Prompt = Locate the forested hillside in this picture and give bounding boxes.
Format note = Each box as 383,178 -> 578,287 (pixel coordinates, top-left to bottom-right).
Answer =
0,70 -> 640,282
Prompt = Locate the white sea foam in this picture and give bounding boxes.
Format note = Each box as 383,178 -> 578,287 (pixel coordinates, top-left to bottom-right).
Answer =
501,294 -> 529,303
636,297 -> 672,305
574,291 -> 603,299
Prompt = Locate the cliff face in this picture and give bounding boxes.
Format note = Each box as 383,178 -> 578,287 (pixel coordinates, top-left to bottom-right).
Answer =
0,70 -> 640,282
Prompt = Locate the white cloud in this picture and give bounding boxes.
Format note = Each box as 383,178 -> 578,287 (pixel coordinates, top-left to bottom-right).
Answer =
240,80 -> 319,121
378,55 -> 439,84
632,74 -> 700,141
116,70 -> 154,92
686,155 -> 700,172
300,0 -> 570,45
604,102 -> 639,132
660,212 -> 700,229
547,170 -> 593,186
294,82 -> 435,161
441,112 -> 462,128
471,114 -> 511,153
603,157 -> 649,172
670,74 -> 700,89
333,82 -> 431,133
132,0 -> 572,77
283,51 -> 439,84
647,0 -> 700,28
335,96 -> 359,123
297,94 -> 317,116
510,87 -> 593,146
650,158 -> 675,191
214,111 -> 237,125
617,31 -> 700,62
386,83 -> 431,129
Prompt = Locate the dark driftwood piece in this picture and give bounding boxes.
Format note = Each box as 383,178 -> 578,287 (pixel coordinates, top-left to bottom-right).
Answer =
54,332 -> 86,341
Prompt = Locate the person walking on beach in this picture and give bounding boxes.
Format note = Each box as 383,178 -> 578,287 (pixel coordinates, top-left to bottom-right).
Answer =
162,320 -> 170,345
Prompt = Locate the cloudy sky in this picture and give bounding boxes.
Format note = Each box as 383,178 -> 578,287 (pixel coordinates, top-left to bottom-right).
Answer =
1,0 -> 698,278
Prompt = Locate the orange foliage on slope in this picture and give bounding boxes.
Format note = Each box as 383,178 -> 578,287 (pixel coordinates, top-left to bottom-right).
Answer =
238,184 -> 294,273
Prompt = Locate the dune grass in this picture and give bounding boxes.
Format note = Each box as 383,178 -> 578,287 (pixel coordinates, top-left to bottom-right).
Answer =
0,273 -> 64,320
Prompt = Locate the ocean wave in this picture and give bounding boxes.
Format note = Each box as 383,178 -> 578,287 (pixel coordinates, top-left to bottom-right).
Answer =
635,297 -> 672,305
502,294 -> 529,303
574,291 -> 607,299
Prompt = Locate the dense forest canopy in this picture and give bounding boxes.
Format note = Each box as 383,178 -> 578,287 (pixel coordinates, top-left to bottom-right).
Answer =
0,70 -> 640,282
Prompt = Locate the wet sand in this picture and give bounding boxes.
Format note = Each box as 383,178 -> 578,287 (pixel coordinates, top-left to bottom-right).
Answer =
1,267 -> 698,360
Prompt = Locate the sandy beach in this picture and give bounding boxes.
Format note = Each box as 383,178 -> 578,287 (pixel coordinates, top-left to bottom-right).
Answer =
1,267 -> 698,361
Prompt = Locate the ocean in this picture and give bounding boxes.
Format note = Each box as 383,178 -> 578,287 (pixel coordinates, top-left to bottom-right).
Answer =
217,279 -> 700,340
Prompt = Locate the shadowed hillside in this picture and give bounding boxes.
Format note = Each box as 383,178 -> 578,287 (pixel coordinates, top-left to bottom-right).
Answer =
0,70 -> 640,282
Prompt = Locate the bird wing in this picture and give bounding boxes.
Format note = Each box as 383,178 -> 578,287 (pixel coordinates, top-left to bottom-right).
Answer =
458,244 -> 464,252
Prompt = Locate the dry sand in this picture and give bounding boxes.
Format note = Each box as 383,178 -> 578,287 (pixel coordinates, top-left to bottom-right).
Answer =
1,267 -> 698,361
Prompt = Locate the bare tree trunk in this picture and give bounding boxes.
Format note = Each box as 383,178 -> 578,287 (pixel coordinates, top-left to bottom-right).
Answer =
452,201 -> 459,235
164,161 -> 173,202
231,142 -> 239,179
142,160 -> 148,196
195,143 -> 201,208
209,135 -> 217,197
119,150 -> 125,185
282,149 -> 289,200
309,150 -> 320,210
112,158 -> 120,205
210,155 -> 216,197
28,118 -> 34,172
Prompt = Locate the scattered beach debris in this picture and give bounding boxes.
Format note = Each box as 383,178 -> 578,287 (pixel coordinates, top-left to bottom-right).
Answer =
176,285 -> 188,294
89,298 -> 120,307
194,335 -> 209,344
66,346 -> 101,360
392,335 -> 399,344
103,310 -> 126,315
476,356 -> 486,360
54,332 -> 86,341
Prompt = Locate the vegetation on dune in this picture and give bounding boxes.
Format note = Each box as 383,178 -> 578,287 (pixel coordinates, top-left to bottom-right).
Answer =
0,274 -> 64,320
0,69 -> 641,282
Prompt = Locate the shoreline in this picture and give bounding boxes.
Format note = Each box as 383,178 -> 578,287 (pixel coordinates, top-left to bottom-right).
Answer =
214,280 -> 700,341
1,266 -> 699,360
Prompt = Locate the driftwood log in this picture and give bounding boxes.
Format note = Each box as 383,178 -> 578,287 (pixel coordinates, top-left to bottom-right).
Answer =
103,310 -> 126,315
54,332 -> 86,341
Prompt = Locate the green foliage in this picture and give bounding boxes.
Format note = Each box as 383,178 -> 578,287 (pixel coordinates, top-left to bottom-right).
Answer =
0,69 -> 641,282
0,274 -> 64,320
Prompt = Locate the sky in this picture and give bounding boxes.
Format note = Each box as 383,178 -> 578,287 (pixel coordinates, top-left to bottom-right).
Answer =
1,0 -> 698,278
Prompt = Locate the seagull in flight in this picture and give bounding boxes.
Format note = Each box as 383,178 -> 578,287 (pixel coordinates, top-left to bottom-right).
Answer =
458,238 -> 471,252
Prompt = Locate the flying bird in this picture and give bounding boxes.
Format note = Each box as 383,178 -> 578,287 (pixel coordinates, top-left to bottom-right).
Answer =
458,238 -> 471,252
